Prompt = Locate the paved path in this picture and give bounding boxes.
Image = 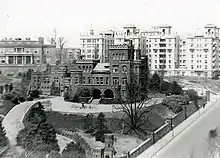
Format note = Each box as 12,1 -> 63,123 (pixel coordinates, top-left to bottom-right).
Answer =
138,95 -> 220,158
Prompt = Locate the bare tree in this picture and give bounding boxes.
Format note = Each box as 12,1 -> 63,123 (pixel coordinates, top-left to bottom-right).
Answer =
49,29 -> 67,63
114,71 -> 154,138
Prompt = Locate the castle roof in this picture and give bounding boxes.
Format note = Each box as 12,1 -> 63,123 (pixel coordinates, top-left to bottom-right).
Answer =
93,63 -> 110,73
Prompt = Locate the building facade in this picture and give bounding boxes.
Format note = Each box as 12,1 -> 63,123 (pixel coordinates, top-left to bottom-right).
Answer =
31,41 -> 143,101
80,29 -> 114,63
114,25 -> 146,60
0,37 -> 56,66
141,25 -> 179,76
178,24 -> 220,78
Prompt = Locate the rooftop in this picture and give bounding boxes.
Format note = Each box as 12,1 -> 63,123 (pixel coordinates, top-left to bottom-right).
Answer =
93,63 -> 110,73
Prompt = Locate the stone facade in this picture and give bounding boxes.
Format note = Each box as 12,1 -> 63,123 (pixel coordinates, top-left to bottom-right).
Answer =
30,41 -> 145,100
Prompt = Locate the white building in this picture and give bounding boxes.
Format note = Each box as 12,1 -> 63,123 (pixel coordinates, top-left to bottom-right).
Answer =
80,29 -> 114,62
178,24 -> 220,78
114,25 -> 146,60
141,25 -> 179,76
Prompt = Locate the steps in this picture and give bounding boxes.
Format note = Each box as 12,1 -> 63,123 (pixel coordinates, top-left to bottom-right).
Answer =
91,99 -> 100,104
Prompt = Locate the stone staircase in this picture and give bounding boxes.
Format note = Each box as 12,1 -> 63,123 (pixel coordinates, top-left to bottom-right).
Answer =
91,99 -> 101,104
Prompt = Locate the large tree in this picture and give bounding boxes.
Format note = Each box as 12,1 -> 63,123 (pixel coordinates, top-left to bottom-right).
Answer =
94,112 -> 111,142
149,73 -> 161,92
17,102 -> 60,156
115,70 -> 154,139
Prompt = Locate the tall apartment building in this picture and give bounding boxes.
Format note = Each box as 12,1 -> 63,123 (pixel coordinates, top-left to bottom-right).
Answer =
114,25 -> 146,60
80,29 -> 114,62
0,37 -> 56,66
141,25 -> 179,76
178,24 -> 220,78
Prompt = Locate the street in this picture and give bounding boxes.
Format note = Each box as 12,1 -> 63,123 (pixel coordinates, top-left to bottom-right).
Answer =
138,97 -> 220,158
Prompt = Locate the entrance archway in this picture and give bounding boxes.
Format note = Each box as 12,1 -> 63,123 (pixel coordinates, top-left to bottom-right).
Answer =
92,89 -> 101,99
104,89 -> 114,98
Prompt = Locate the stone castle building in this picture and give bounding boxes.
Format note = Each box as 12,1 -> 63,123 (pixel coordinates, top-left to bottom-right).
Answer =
30,40 -> 145,101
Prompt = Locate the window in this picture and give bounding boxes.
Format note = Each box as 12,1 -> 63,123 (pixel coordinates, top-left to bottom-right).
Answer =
17,56 -> 22,64
106,77 -> 109,84
205,60 -> 207,64
83,77 -> 86,84
113,65 -> 119,72
96,77 -> 99,84
88,77 -> 91,84
191,66 -> 194,69
169,65 -> 171,68
155,65 -> 157,69
155,60 -> 157,63
205,65 -> 207,69
122,78 -> 127,85
100,77 -> 104,84
205,55 -> 207,58
75,77 -> 79,84
113,77 -> 119,85
87,39 -> 91,43
169,60 -> 171,63
122,65 -> 127,73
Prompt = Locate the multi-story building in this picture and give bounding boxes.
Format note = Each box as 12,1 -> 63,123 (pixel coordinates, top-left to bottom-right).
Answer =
141,25 -> 180,76
80,29 -> 114,62
56,47 -> 81,64
178,24 -> 220,78
31,40 -> 144,100
114,25 -> 146,60
0,37 -> 56,66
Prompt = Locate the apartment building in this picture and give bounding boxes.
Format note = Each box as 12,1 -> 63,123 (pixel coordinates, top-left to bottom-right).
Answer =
0,37 -> 56,66
114,25 -> 146,60
141,25 -> 179,76
80,29 -> 114,62
178,24 -> 220,78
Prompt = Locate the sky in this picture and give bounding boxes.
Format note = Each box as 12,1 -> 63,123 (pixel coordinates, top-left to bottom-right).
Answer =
0,0 -> 220,47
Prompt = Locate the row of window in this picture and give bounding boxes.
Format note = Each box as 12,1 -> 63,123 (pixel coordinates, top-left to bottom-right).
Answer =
112,53 -> 125,60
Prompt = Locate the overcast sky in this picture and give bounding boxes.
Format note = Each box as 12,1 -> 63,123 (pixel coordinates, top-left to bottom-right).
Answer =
1,0 -> 220,47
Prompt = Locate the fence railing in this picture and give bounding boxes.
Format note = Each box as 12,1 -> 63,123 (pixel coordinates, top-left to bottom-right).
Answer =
127,92 -> 210,158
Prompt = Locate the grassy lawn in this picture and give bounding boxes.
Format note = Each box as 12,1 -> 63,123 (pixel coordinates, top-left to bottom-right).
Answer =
0,100 -> 16,115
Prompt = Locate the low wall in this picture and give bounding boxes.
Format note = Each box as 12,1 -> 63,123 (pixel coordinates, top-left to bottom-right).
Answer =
128,103 -> 203,158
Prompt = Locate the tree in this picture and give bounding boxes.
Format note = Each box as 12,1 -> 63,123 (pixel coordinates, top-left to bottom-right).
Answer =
50,29 -> 67,63
83,114 -> 94,132
62,142 -> 86,158
30,89 -> 40,98
17,102 -> 60,156
0,120 -> 8,147
114,72 -> 154,139
140,56 -> 150,100
94,113 -> 111,142
149,73 -> 161,92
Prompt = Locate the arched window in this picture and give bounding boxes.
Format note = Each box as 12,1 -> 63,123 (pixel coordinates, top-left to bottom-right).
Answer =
113,53 -> 115,60
116,53 -> 118,59
122,65 -> 127,73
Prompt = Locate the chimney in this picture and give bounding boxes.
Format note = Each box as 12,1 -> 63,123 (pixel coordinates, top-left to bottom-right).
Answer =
38,37 -> 44,44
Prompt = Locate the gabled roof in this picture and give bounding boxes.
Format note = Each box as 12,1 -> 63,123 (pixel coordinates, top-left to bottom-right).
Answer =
92,63 -> 110,73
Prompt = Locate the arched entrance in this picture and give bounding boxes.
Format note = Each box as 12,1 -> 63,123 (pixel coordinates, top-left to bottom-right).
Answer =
92,89 -> 102,99
104,89 -> 114,98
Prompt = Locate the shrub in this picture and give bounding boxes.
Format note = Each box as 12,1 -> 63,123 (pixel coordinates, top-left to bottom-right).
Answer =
30,89 -> 40,98
11,97 -> 19,105
18,96 -> 26,102
168,81 -> 183,95
62,142 -> 85,158
185,89 -> 199,101
162,95 -> 190,114
27,96 -> 34,101
160,81 -> 172,93
3,93 -> 14,100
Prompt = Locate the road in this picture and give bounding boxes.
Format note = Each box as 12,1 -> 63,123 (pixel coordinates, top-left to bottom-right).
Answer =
138,98 -> 220,158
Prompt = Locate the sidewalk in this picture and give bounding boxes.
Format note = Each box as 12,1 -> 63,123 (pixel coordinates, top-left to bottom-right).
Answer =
137,94 -> 220,158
